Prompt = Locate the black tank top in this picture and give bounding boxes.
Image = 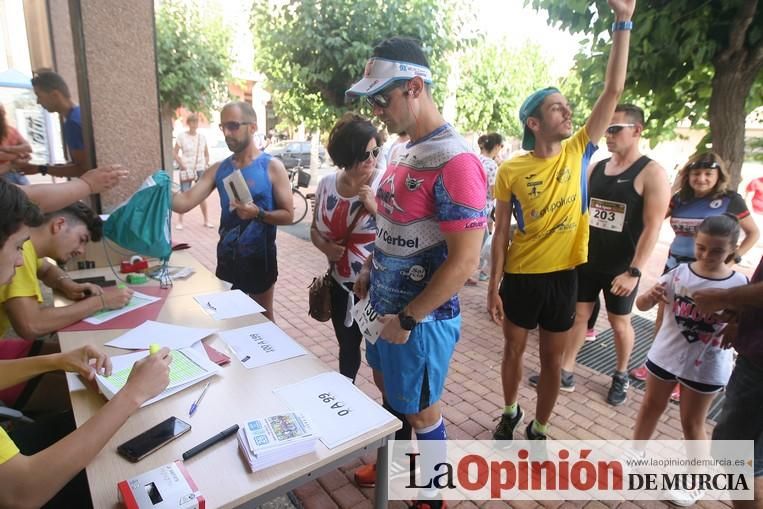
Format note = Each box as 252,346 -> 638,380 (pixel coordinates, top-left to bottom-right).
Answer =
586,155 -> 651,273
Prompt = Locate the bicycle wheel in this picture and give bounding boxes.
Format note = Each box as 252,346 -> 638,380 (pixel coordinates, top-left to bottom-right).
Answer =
291,188 -> 308,224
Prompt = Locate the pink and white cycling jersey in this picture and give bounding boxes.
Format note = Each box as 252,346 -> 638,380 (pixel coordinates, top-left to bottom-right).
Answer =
370,124 -> 486,320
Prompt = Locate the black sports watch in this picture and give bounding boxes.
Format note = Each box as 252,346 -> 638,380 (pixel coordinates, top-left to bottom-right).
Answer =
627,266 -> 642,278
38,164 -> 48,176
398,311 -> 418,331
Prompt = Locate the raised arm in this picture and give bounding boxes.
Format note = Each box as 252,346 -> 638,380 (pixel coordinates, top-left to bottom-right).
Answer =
584,0 -> 636,142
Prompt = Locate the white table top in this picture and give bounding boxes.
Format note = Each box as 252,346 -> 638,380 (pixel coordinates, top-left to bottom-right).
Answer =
57,254 -> 399,508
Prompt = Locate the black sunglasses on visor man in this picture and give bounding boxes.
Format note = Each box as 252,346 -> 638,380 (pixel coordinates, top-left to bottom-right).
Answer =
365,81 -> 409,109
687,160 -> 721,171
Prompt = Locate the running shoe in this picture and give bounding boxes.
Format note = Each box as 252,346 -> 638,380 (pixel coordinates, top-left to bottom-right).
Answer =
607,372 -> 630,406
668,488 -> 705,506
354,462 -> 376,488
585,328 -> 597,341
493,406 -> 525,441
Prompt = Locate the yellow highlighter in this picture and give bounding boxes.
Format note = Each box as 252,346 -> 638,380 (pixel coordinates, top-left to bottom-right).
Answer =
149,343 -> 161,355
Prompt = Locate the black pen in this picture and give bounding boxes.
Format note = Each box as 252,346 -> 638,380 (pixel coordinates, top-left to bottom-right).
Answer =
182,424 -> 239,461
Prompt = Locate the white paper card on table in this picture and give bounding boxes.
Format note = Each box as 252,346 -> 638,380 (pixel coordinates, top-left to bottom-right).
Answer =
95,347 -> 219,407
274,371 -> 397,449
193,289 -> 265,320
219,322 -> 307,369
351,295 -> 383,344
104,320 -> 216,350
83,291 -> 160,325
222,170 -> 253,210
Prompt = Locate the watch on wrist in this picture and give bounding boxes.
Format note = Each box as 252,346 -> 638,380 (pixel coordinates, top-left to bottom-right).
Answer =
256,207 -> 266,221
398,311 -> 418,331
39,164 -> 48,176
611,20 -> 633,31
733,254 -> 742,264
627,266 -> 642,278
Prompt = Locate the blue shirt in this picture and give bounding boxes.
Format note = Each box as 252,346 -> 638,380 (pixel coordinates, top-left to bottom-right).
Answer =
63,106 -> 84,151
213,153 -> 278,294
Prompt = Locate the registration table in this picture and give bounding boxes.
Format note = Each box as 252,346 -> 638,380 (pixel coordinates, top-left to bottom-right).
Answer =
56,252 -> 399,508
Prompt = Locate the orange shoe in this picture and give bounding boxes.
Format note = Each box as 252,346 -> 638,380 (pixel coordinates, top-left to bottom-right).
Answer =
354,462 -> 376,488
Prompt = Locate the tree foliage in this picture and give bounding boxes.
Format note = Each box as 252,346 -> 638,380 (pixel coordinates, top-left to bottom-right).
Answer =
155,0 -> 233,116
455,41 -> 551,138
250,0 -> 476,132
528,0 -> 763,187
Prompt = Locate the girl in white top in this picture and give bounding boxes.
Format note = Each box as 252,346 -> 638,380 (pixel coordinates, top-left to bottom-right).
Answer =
311,113 -> 378,382
632,214 -> 748,504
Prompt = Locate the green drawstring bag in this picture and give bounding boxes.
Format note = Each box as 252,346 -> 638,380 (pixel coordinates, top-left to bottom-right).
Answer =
103,170 -> 172,261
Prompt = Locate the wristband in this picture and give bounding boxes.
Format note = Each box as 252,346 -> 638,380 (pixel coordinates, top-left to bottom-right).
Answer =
39,164 -> 48,176
55,274 -> 72,281
611,20 -> 633,31
256,207 -> 266,222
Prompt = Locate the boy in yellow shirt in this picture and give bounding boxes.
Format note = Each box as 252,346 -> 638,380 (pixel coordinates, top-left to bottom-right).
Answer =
488,0 -> 637,443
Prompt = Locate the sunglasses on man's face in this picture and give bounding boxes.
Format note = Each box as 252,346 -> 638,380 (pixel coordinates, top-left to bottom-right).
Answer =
219,121 -> 253,132
687,161 -> 720,171
360,146 -> 381,161
365,82 -> 408,109
606,123 -> 636,135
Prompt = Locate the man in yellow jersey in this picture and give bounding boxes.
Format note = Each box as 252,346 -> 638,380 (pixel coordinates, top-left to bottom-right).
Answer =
487,0 -> 636,442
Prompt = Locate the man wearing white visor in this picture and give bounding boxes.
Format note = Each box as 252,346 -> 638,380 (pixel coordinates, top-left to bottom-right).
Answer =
348,37 -> 486,509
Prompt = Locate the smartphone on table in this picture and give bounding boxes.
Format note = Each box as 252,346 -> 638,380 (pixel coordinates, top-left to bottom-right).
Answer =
117,416 -> 191,462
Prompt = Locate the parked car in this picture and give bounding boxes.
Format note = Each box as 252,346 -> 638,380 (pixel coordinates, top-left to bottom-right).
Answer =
265,140 -> 325,169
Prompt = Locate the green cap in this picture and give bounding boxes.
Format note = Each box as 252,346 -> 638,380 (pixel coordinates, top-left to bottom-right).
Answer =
519,87 -> 560,151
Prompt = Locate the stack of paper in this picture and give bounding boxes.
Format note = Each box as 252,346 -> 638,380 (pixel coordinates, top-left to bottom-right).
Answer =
95,347 -> 220,407
237,412 -> 317,471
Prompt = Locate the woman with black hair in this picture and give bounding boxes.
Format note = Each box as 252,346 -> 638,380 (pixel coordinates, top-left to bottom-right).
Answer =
310,113 -> 379,382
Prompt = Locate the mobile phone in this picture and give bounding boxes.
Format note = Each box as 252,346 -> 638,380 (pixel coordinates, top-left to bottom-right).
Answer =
117,417 -> 191,462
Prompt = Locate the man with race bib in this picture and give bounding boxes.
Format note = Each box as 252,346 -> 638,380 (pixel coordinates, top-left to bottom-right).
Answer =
559,104 -> 669,406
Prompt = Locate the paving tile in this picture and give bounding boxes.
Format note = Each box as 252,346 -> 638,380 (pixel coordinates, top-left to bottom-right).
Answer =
172,196 -> 730,509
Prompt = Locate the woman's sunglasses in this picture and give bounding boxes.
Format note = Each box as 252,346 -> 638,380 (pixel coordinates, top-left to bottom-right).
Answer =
360,147 -> 381,161
687,161 -> 720,171
605,123 -> 635,135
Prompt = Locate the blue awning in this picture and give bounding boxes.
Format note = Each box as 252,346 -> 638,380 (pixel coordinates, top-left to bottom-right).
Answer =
0,69 -> 32,89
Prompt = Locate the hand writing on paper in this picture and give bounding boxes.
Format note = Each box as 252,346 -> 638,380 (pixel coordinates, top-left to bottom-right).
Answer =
100,286 -> 133,309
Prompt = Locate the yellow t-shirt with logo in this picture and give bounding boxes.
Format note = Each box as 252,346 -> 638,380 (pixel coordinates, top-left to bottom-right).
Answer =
494,128 -> 597,274
0,427 -> 20,464
0,240 -> 43,337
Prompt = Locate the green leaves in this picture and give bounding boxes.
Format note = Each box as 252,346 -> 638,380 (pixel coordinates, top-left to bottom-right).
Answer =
454,41 -> 552,138
250,0 -> 476,131
155,0 -> 233,116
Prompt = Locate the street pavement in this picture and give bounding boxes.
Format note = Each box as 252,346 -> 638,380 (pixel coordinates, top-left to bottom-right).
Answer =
168,175 -> 756,509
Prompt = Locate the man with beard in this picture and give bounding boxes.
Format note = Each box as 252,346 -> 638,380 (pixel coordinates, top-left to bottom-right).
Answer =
0,201 -> 132,340
172,101 -> 293,321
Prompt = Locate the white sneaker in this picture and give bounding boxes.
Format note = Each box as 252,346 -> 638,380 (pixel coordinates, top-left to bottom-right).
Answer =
204,223 -> 216,229
175,224 -> 184,230
668,488 -> 705,507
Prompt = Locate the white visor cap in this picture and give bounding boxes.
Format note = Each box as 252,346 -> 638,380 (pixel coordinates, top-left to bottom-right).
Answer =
346,57 -> 433,97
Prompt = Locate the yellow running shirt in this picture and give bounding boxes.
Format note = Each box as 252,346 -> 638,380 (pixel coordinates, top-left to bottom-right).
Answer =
0,427 -> 19,464
0,240 -> 44,336
494,128 -> 597,274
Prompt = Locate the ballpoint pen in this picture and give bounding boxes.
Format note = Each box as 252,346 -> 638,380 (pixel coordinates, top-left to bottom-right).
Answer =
189,381 -> 211,417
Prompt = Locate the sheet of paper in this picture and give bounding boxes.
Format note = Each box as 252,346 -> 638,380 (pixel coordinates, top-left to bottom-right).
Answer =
95,347 -> 220,407
193,289 -> 265,320
66,372 -> 87,392
274,371 -> 397,449
219,322 -> 307,368
84,290 -> 161,325
351,296 -> 383,344
104,320 -> 216,350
